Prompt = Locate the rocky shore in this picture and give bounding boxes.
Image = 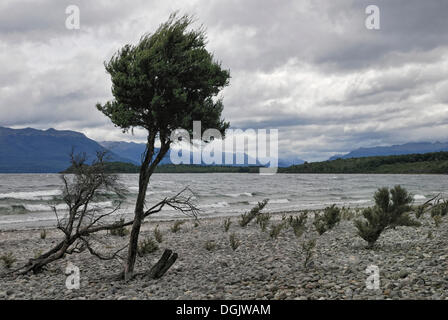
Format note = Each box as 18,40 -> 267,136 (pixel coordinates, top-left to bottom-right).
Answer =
0,211 -> 447,300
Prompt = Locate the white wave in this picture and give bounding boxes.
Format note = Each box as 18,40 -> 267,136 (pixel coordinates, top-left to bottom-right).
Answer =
351,199 -> 371,204
24,201 -> 113,212
224,192 -> 253,198
413,194 -> 426,200
200,201 -> 229,209
149,190 -> 173,194
0,189 -> 62,200
258,199 -> 290,204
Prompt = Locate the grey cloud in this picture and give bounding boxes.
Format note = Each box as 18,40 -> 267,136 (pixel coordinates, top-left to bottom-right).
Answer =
1,0 -> 448,161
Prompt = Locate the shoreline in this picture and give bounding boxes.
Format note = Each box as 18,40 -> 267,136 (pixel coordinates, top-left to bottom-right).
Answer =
1,210 -> 447,300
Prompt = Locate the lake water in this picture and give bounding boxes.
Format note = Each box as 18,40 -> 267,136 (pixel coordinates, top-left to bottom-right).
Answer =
0,173 -> 446,230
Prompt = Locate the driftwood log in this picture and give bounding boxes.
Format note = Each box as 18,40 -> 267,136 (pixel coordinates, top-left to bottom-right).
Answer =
147,249 -> 178,279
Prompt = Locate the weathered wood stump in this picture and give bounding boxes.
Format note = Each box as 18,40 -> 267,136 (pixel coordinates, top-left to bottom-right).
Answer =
148,249 -> 178,279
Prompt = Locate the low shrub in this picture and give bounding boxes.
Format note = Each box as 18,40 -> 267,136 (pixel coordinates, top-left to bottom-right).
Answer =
269,222 -> 285,240
154,225 -> 163,243
354,185 -> 420,248
256,212 -> 271,232
171,220 -> 185,233
137,237 -> 159,257
301,238 -> 316,269
1,252 -> 16,269
289,212 -> 307,238
110,218 -> 129,237
223,218 -> 232,232
229,233 -> 240,251
313,204 -> 341,235
239,199 -> 268,227
205,240 -> 217,251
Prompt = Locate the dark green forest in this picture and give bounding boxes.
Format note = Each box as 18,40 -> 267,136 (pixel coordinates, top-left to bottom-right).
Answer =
63,151 -> 448,174
280,151 -> 448,174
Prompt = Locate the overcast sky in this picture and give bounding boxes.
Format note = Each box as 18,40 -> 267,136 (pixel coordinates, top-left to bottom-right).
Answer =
1,0 -> 448,161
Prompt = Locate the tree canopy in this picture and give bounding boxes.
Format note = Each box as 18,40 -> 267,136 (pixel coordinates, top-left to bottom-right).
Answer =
96,13 -> 230,140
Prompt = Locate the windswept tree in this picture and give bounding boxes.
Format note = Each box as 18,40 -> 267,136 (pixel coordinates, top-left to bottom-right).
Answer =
96,14 -> 230,280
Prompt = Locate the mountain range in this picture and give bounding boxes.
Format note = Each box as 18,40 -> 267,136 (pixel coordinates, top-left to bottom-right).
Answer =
0,126 -> 302,173
1,126 -> 445,173
0,127 -> 131,173
329,142 -> 448,160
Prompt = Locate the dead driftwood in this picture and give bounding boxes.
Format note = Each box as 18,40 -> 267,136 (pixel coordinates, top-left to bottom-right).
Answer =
7,152 -> 198,279
147,249 -> 178,279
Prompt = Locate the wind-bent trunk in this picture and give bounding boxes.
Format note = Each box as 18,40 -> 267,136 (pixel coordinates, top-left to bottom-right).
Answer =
124,133 -> 170,280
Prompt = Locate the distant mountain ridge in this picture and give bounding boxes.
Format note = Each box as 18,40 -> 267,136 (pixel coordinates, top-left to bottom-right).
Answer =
100,141 -> 304,167
0,126 -> 133,173
0,126 -> 301,173
329,141 -> 448,161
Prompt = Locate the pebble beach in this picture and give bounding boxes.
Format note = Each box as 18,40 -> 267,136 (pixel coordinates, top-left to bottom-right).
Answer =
0,211 -> 447,300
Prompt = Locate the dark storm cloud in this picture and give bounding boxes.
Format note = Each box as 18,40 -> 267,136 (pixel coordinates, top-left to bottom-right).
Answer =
1,0 -> 448,161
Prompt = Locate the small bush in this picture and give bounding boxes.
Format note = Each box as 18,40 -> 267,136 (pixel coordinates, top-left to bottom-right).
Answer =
137,237 -> 159,257
223,218 -> 232,232
301,239 -> 316,269
341,207 -> 355,220
40,229 -> 47,239
269,222 -> 285,240
432,214 -> 442,227
239,199 -> 269,227
205,240 -> 217,251
354,186 -> 420,248
256,212 -> 271,232
289,212 -> 307,238
154,225 -> 163,243
110,218 -> 129,237
1,252 -> 16,269
313,204 -> 341,235
229,233 -> 240,251
171,220 -> 185,233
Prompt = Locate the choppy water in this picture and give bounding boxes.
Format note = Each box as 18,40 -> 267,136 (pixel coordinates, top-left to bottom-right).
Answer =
0,173 -> 446,229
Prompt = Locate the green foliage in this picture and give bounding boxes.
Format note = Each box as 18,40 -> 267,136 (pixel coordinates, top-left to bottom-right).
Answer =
269,222 -> 285,240
341,207 -> 355,220
96,13 -> 230,138
223,217 -> 232,232
110,218 -> 129,237
204,240 -> 217,251
301,239 -> 316,269
137,237 -> 159,256
154,225 -> 163,243
0,252 -> 16,269
288,212 -> 308,238
354,186 -> 421,248
239,199 -> 269,227
432,214 -> 443,228
229,233 -> 240,251
40,229 -> 47,240
171,220 -> 185,233
280,151 -> 448,174
313,205 -> 341,235
256,212 -> 271,232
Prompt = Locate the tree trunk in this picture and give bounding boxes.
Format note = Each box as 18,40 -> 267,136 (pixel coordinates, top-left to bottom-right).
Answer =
124,135 -> 169,280
147,249 -> 178,279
